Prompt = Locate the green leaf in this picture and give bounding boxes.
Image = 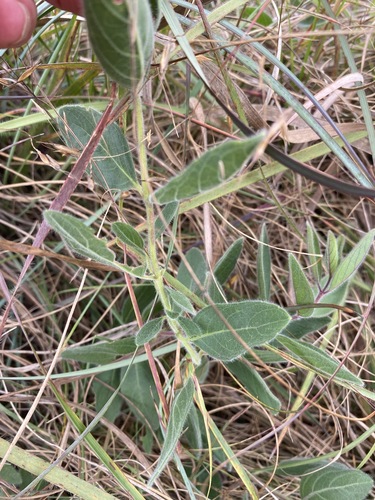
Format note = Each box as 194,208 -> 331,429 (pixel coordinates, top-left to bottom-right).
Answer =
307,222 -> 322,282
120,362 -> 159,430
257,224 -> 271,300
281,316 -> 331,340
154,135 -> 265,204
166,288 -> 195,315
313,282 -> 348,318
225,360 -> 281,413
278,336 -> 364,386
329,229 -> 375,291
185,301 -> 291,361
112,221 -> 146,262
62,338 -> 136,364
149,0 -> 162,27
84,0 -> 154,88
45,211 -> 146,277
92,370 -> 123,423
148,378 -> 195,486
208,238 -> 243,302
214,238 -> 244,284
246,349 -> 286,364
325,231 -> 339,276
183,404 -> 203,455
57,105 -> 137,191
135,317 -> 164,346
0,464 -> 22,486
177,248 -> 207,296
243,7 -> 272,26
155,201 -> 179,239
288,254 -> 315,317
44,211 -> 116,266
300,463 -> 373,500
122,283 -> 157,323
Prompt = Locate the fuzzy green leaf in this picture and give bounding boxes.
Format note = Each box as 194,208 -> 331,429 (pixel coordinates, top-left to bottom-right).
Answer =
184,301 -> 290,361
307,222 -> 322,282
120,362 -> 159,430
214,238 -> 244,284
62,338 -> 136,364
329,229 -> 375,291
155,135 -> 265,203
278,336 -> 363,386
289,254 -> 315,317
257,224 -> 271,300
325,231 -> 339,277
155,201 -> 179,239
57,105 -> 137,191
225,360 -> 281,413
148,378 -> 195,485
84,0 -> 154,88
166,288 -> 195,315
209,238 -> 243,302
281,316 -> 331,340
300,463 -> 373,500
93,370 -> 123,423
313,282 -> 348,318
135,317 -> 164,346
112,221 -> 146,262
45,211 -> 146,277
44,211 -> 116,266
177,248 -> 207,296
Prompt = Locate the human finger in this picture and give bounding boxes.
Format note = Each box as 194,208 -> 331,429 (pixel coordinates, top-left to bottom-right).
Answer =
48,0 -> 84,16
0,0 -> 37,48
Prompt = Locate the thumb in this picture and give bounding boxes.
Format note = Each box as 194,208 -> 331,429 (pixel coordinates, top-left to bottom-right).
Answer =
0,0 -> 37,48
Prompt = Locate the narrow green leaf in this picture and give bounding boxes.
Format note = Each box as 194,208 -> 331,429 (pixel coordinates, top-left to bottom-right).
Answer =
307,222 -> 322,282
84,0 -> 154,88
62,338 -> 136,364
208,238 -> 244,302
288,254 -> 315,317
135,317 -> 164,346
166,288 -> 195,315
120,362 -> 159,430
148,378 -> 195,486
183,405 -> 203,455
57,106 -> 138,191
313,282 -> 348,318
112,221 -> 146,262
155,201 -> 179,239
278,336 -> 364,386
257,224 -> 271,300
214,238 -> 244,284
225,360 -> 281,413
329,229 -> 375,291
246,349 -> 286,364
186,301 -> 290,361
149,0 -> 162,27
325,231 -> 339,277
154,135 -> 265,204
92,370 -> 123,423
300,463 -> 373,500
44,211 -> 116,266
177,248 -> 207,296
281,316 -> 331,340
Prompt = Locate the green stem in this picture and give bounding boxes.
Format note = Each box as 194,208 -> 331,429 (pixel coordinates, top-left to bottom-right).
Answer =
134,93 -> 200,365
